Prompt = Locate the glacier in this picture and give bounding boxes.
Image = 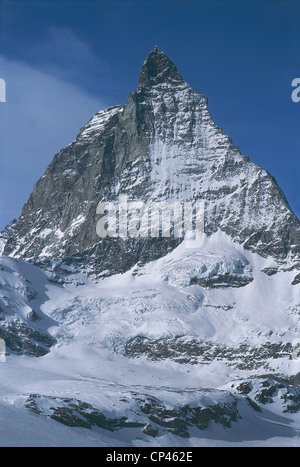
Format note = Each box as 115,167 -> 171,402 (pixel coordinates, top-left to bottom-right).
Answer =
0,230 -> 300,446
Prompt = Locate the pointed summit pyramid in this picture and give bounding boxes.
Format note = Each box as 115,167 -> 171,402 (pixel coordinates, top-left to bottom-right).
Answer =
1,48 -> 299,281
139,46 -> 184,86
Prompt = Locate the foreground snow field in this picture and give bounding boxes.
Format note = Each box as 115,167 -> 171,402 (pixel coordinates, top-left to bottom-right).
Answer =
0,231 -> 299,446
1,354 -> 300,447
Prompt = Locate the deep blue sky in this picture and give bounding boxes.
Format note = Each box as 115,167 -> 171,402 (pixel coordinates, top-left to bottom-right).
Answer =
0,0 -> 299,230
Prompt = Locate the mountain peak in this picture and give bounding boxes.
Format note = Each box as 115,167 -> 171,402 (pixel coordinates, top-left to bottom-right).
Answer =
139,46 -> 184,87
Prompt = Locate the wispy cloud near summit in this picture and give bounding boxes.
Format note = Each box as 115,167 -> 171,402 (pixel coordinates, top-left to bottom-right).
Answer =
23,26 -> 111,95
0,54 -> 103,229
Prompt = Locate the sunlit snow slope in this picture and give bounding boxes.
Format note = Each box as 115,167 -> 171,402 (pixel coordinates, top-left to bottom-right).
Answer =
0,231 -> 299,446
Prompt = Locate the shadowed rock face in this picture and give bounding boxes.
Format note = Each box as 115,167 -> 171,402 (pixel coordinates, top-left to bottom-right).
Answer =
139,45 -> 184,87
21,391 -> 250,438
2,47 -> 299,277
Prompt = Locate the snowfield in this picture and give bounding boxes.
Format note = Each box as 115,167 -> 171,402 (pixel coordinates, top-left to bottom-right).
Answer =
0,230 -> 300,446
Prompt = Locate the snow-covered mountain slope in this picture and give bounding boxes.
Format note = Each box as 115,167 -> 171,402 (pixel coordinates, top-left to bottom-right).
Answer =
0,256 -> 56,356
1,353 -> 300,447
1,351 -> 300,447
40,231 -> 299,364
0,231 -> 299,446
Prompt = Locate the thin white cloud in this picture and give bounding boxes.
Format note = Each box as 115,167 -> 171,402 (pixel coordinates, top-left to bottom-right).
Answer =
0,55 -> 104,229
18,26 -> 111,92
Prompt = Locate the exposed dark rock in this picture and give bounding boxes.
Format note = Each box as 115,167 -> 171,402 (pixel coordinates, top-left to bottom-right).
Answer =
292,273 -> 300,285
0,320 -> 56,357
139,46 -> 184,87
191,273 -> 253,288
262,267 -> 278,276
236,382 -> 252,395
124,335 -> 292,369
24,391 -> 244,438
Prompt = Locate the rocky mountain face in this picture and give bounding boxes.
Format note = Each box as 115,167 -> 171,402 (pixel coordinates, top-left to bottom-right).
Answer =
2,46 -> 300,279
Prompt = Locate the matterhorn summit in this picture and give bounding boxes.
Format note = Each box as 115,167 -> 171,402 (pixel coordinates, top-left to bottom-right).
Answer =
2,47 -> 299,279
139,45 -> 184,86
